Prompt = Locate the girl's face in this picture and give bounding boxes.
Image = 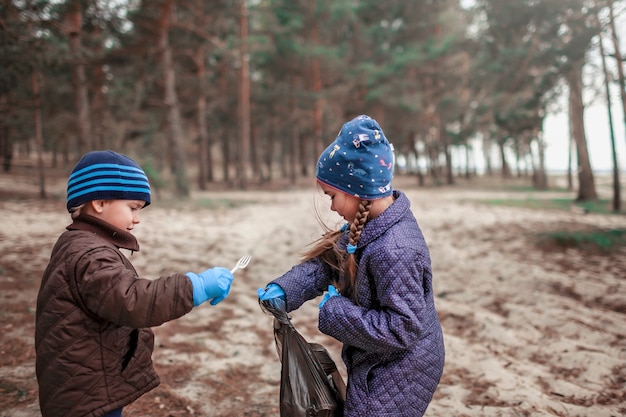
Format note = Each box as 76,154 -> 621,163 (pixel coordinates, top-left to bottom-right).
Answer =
89,199 -> 146,232
319,182 -> 360,223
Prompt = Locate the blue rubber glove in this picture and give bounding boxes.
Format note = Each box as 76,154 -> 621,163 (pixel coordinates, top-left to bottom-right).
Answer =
257,283 -> 286,310
186,267 -> 234,306
257,283 -> 285,301
318,285 -> 340,309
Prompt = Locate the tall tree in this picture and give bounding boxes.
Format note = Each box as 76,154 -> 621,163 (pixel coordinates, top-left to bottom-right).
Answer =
562,2 -> 600,201
194,46 -> 210,190
0,1 -> 25,171
237,0 -> 251,188
158,0 -> 189,197
607,0 -> 626,150
65,0 -> 92,156
599,32 -> 621,212
32,69 -> 46,198
567,58 -> 598,201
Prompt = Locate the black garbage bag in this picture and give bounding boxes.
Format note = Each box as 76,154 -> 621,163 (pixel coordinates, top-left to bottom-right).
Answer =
260,299 -> 345,417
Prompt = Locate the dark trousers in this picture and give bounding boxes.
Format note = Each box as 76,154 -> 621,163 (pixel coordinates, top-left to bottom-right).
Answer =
101,408 -> 123,417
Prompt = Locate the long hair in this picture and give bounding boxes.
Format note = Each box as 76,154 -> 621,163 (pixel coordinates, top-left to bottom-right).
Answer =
301,199 -> 371,301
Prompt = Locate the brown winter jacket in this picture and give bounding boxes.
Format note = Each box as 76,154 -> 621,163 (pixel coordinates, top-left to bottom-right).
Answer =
35,214 -> 194,417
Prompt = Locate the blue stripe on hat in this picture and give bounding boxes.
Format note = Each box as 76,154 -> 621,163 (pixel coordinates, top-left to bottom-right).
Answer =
67,180 -> 150,199
67,185 -> 152,201
68,173 -> 150,195
68,164 -> 147,187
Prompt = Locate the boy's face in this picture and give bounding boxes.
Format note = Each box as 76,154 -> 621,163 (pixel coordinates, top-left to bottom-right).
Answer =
90,199 -> 146,232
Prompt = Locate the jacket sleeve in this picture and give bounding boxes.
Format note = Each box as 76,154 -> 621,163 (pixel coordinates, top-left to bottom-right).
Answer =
318,243 -> 428,353
271,256 -> 335,312
71,246 -> 194,328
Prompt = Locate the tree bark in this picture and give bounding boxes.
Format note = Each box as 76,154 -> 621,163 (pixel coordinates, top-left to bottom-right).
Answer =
533,129 -> 548,190
599,33 -> 621,212
218,52 -> 230,183
0,94 -> 10,172
440,114 -> 454,185
65,1 -> 91,157
308,12 -> 324,175
91,25 -> 106,150
608,0 -> 626,150
566,106 -> 574,191
159,0 -> 189,197
482,132 -> 493,176
237,0 -> 251,188
312,56 -> 323,165
32,70 -> 46,199
566,59 -> 597,201
195,48 -> 209,190
498,138 -> 512,178
288,76 -> 299,186
412,137 -> 425,186
250,120 -> 261,180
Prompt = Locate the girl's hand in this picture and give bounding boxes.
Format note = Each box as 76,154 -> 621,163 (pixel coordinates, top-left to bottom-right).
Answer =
318,285 -> 340,309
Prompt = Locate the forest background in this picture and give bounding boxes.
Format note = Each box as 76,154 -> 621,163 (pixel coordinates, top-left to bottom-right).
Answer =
2,1 -> 626,416
1,0 -> 626,207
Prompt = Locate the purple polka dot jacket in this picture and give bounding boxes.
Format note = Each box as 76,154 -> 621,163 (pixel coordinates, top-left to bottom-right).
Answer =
272,190 -> 445,416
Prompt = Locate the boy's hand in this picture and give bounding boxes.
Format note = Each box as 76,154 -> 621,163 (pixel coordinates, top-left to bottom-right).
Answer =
186,267 -> 234,306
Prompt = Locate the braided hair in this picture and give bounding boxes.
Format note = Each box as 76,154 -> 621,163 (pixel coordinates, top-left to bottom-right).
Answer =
301,199 -> 371,301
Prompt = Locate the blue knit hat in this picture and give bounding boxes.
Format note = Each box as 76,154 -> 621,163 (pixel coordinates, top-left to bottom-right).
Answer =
66,150 -> 151,211
316,115 -> 394,199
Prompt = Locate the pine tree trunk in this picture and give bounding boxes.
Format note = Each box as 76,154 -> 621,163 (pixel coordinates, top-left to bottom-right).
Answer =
218,54 -> 230,183
566,59 -> 597,202
288,76 -> 298,186
464,143 -> 471,179
440,114 -> 454,185
599,34 -> 621,212
238,0 -> 251,189
567,113 -> 574,191
159,0 -> 189,197
32,71 -> 46,199
195,48 -> 209,190
533,130 -> 548,190
66,1 -> 91,157
0,94 -> 10,172
498,139 -> 511,178
91,26 -> 106,150
412,138 -> 425,186
309,15 -> 324,173
482,132 -> 493,176
608,0 -> 626,150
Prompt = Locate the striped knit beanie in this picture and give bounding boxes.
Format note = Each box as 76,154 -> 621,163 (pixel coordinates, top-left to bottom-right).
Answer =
316,115 -> 394,199
66,150 -> 151,211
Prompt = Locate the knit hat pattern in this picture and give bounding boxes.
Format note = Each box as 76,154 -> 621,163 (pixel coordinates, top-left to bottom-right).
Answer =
316,115 -> 394,199
66,150 -> 151,211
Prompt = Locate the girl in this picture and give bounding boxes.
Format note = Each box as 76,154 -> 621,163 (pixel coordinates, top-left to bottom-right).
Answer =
258,115 -> 445,417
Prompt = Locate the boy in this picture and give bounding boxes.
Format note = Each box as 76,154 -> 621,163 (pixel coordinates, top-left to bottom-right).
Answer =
35,150 -> 232,417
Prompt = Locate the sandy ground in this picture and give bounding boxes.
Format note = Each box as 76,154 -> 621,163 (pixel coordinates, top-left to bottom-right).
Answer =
1,173 -> 625,417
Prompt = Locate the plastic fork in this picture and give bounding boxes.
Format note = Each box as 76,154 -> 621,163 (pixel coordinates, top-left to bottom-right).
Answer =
230,255 -> 252,274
